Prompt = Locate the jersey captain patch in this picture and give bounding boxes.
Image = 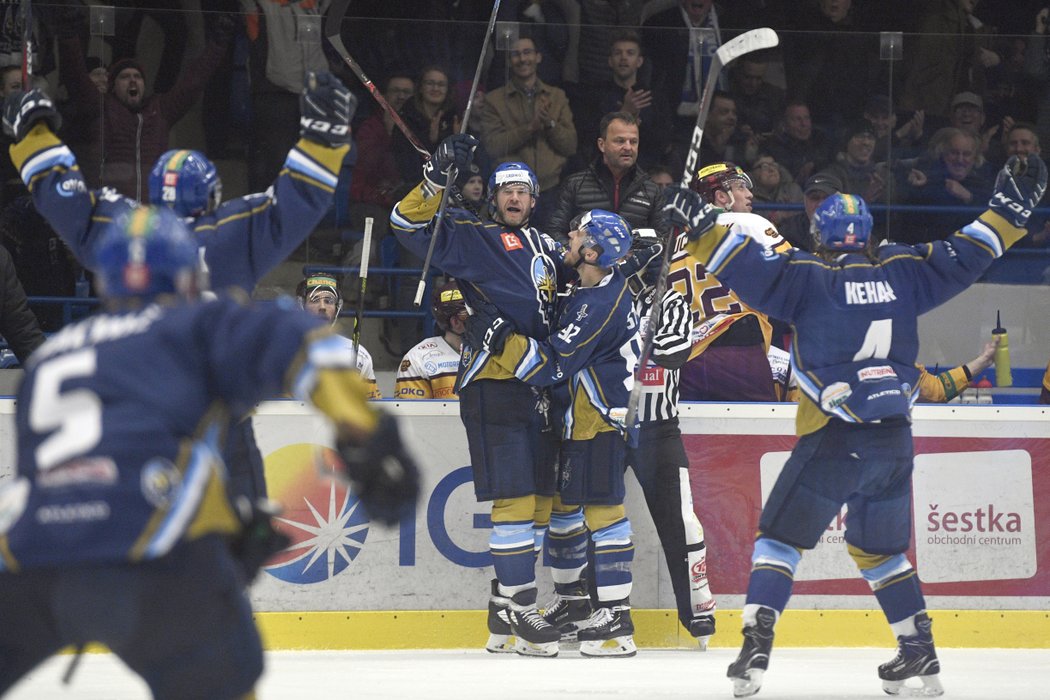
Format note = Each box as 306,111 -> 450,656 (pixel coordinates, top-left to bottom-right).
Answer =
501,232 -> 524,251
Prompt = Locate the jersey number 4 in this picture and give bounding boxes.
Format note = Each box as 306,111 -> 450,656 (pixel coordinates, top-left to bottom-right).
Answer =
854,319 -> 892,361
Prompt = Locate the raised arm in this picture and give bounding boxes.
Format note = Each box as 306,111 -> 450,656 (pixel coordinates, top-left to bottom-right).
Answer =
198,72 -> 353,291
5,92 -> 113,265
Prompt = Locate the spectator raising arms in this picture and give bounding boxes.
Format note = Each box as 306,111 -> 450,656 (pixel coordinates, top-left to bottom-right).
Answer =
54,6 -> 235,198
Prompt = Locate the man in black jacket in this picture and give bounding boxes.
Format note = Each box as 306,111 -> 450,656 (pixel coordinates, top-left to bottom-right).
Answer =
547,112 -> 668,244
0,243 -> 45,366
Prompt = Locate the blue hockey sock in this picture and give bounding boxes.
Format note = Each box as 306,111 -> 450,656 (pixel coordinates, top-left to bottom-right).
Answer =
548,507 -> 588,586
860,553 -> 926,632
490,520 -> 536,589
745,537 -> 801,615
592,519 -> 634,602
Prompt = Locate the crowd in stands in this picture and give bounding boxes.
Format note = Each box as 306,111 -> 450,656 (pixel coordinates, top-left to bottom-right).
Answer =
1,0 -> 1049,383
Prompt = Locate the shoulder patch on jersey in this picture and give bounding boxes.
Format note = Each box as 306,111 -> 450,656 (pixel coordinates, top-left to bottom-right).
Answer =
501,232 -> 524,251
399,360 -> 411,372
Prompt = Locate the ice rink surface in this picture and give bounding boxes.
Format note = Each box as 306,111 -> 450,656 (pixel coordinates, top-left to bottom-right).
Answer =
7,647 -> 1048,699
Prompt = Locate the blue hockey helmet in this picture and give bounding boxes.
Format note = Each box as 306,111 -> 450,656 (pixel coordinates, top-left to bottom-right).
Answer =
93,206 -> 199,298
488,161 -> 539,197
578,209 -> 632,267
149,149 -> 222,218
811,193 -> 873,251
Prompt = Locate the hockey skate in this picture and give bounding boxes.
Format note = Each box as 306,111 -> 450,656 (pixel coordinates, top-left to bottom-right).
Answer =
541,581 -> 594,644
485,579 -> 515,654
878,613 -> 944,697
688,613 -> 716,651
727,607 -> 776,697
507,589 -> 560,657
577,602 -> 637,658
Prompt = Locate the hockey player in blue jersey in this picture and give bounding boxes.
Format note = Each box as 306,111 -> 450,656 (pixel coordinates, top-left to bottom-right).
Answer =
0,206 -> 418,700
3,71 -> 353,294
391,135 -> 576,655
662,153 -> 1047,697
466,210 -> 642,657
3,72 -> 355,502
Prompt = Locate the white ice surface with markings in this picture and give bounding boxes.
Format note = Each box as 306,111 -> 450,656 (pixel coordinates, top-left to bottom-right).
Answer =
6,647 -> 1048,699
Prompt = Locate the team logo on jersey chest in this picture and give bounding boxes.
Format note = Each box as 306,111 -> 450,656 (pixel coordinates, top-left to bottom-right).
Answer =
532,255 -> 557,328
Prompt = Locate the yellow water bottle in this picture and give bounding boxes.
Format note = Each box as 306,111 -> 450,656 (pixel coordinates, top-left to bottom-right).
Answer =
992,310 -> 1012,388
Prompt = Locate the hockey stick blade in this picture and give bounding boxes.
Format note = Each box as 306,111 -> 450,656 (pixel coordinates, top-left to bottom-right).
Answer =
681,28 -> 779,186
715,27 -> 779,66
324,0 -> 430,159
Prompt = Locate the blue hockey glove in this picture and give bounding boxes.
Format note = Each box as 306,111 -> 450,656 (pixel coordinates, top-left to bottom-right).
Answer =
423,134 -> 479,191
464,298 -> 514,355
618,240 -> 664,284
989,154 -> 1048,228
3,89 -> 62,142
336,412 -> 420,526
299,71 -> 356,148
662,186 -> 719,240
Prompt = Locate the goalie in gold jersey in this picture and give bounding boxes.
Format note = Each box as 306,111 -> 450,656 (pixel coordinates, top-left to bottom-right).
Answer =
670,162 -> 793,401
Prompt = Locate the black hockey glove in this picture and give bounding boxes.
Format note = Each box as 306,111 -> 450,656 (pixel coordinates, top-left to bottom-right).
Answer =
464,298 -> 515,355
229,497 -> 291,585
336,412 -> 420,526
618,239 -> 664,285
3,89 -> 62,143
299,71 -> 356,148
989,154 -> 1048,229
423,134 -> 478,191
662,186 -> 718,240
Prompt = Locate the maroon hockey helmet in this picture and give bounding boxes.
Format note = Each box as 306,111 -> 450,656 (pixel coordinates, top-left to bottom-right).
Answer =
690,161 -> 753,204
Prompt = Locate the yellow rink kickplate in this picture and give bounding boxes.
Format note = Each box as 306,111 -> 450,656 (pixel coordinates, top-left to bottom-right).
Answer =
252,609 -> 1050,650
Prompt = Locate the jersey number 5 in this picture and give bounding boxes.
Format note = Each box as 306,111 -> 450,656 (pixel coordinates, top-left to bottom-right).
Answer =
29,348 -> 103,470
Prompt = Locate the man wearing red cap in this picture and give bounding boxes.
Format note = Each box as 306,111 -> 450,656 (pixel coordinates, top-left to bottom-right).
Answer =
54,10 -> 235,198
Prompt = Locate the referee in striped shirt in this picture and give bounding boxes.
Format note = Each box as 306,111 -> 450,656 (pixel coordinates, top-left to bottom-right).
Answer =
627,230 -> 719,648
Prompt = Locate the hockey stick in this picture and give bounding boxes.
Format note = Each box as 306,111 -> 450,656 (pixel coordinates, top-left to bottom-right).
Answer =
350,216 -> 373,371
625,27 -> 779,427
19,0 -> 31,89
411,0 -> 502,307
324,0 -> 430,160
